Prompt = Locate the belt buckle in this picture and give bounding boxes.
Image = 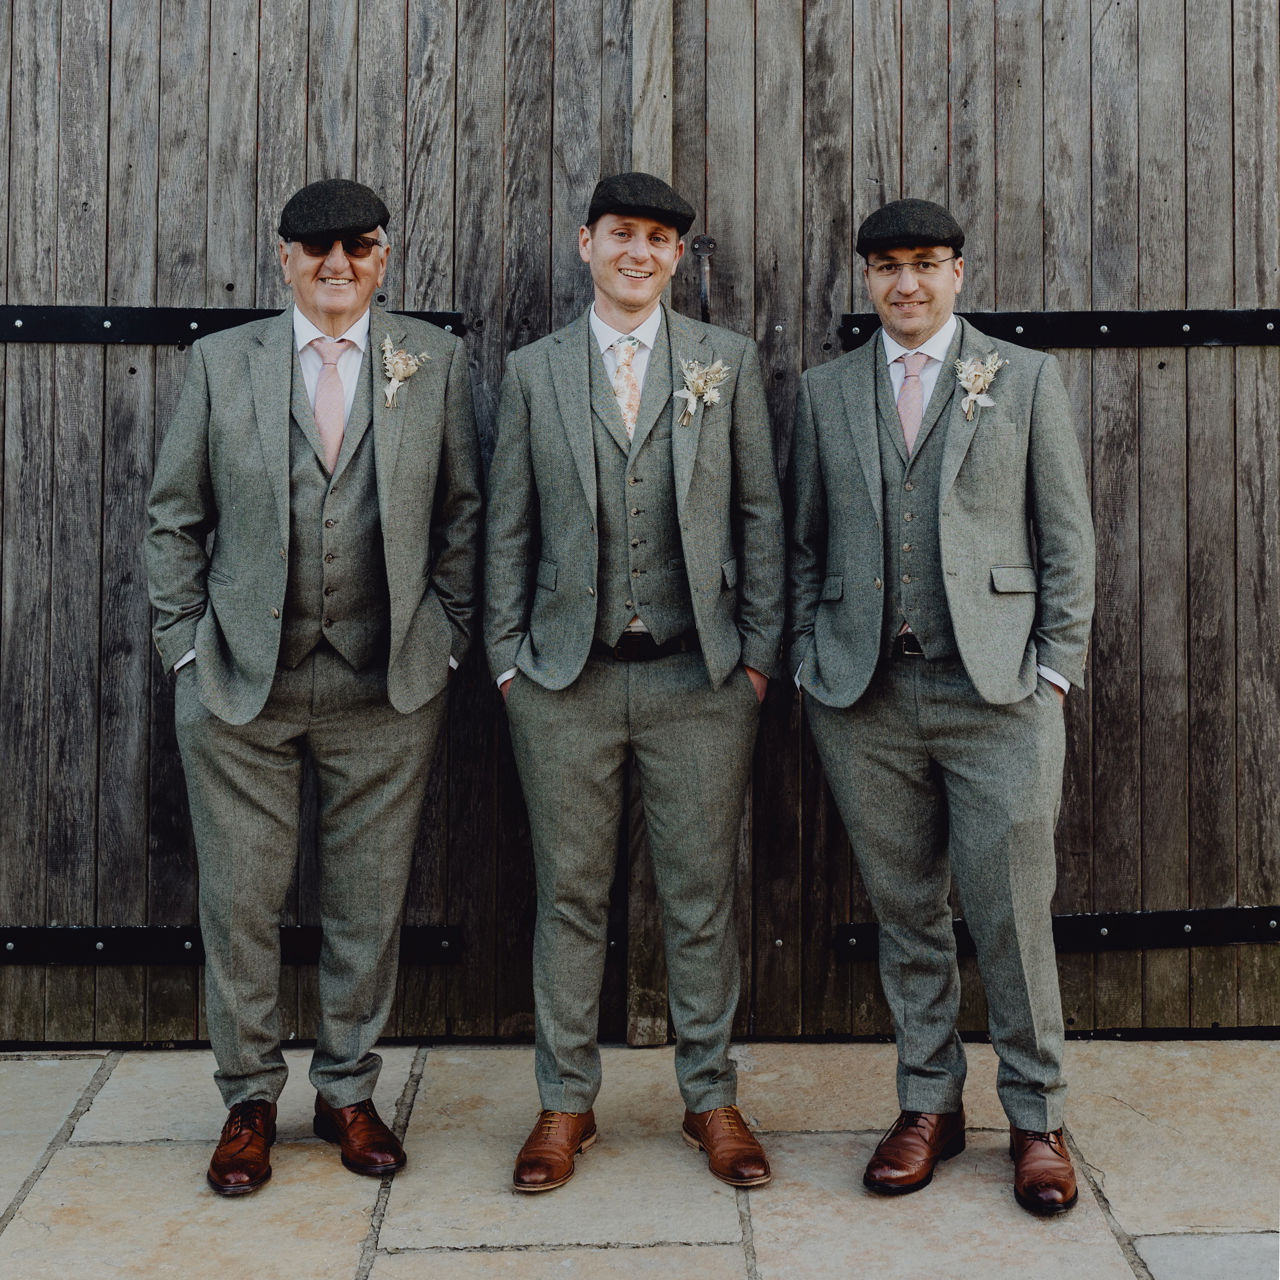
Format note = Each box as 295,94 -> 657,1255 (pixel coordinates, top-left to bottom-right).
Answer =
896,631 -> 924,658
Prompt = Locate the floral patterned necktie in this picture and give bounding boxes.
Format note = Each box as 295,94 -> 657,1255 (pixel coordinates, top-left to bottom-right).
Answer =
612,336 -> 642,439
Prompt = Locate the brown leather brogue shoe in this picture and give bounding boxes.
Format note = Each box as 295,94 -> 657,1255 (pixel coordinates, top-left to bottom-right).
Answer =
682,1105 -> 772,1188
1010,1126 -> 1078,1215
862,1108 -> 965,1195
512,1109 -> 597,1192
313,1096 -> 406,1176
207,1099 -> 277,1196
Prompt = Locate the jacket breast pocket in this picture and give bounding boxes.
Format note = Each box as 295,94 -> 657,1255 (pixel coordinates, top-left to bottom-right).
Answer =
821,575 -> 844,602
537,559 -> 558,591
990,565 -> 1037,593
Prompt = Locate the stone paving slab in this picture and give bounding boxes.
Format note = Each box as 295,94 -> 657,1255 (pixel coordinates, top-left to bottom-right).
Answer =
371,1244 -> 748,1278
0,1142 -> 379,1279
748,1130 -> 1134,1280
1135,1231 -> 1280,1280
380,1046 -> 743,1250
1066,1041 -> 1280,1234
732,1040 -> 1009,1131
71,1045 -> 418,1145
0,1055 -> 105,1212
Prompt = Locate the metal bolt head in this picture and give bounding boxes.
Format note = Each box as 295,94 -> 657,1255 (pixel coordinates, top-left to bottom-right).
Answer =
1182,324 -> 1191,333
1099,325 -> 1109,335
1015,325 -> 1024,335
103,320 -> 111,329
1100,927 -> 1109,937
774,938 -> 784,948
441,939 -> 450,949
1184,923 -> 1192,933
5,942 -> 13,951
184,940 -> 193,950
190,321 -> 199,330
95,940 -> 105,950
13,319 -> 22,328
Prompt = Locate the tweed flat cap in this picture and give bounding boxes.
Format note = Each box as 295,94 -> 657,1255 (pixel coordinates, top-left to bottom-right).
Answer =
586,172 -> 696,236
856,199 -> 965,257
278,179 -> 391,241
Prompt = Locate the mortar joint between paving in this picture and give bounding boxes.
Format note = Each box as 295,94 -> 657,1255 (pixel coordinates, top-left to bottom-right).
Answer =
1065,1125 -> 1156,1280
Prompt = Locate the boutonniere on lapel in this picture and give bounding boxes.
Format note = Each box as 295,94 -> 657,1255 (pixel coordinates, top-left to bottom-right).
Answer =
953,352 -> 1009,421
381,334 -> 430,408
674,358 -> 731,427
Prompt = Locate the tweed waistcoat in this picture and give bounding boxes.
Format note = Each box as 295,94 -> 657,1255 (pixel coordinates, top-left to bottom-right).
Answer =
878,376 -> 958,661
590,325 -> 694,646
279,347 -> 391,670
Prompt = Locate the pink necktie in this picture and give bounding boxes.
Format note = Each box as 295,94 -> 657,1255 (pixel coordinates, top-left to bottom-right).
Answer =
612,337 -> 641,439
896,351 -> 929,455
311,337 -> 351,472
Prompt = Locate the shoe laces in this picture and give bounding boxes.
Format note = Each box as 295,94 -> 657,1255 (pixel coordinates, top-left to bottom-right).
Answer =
537,1109 -> 580,1136
224,1100 -> 270,1138
707,1106 -> 743,1134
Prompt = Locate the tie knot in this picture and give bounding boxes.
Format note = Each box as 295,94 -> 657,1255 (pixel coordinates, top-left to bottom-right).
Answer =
614,336 -> 639,366
899,351 -> 929,377
312,337 -> 351,367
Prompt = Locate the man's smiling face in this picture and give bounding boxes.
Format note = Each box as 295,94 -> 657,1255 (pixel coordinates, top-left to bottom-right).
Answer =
279,232 -> 389,336
579,213 -> 685,330
864,245 -> 964,348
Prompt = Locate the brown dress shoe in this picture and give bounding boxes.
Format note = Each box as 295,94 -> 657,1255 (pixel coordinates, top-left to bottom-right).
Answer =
682,1105 -> 772,1187
512,1109 -> 597,1192
207,1099 -> 277,1196
1010,1126 -> 1078,1215
863,1108 -> 965,1195
313,1096 -> 406,1176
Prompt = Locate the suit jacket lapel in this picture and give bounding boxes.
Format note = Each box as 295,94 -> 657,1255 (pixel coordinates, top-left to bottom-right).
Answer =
550,311 -> 598,513
838,338 -> 885,530
667,309 -> 708,512
939,318 -> 994,503
332,335 -> 376,486
250,310 -> 296,548
589,339 -> 632,454
627,313 -> 673,459
366,311 -> 408,513
911,323 -> 963,456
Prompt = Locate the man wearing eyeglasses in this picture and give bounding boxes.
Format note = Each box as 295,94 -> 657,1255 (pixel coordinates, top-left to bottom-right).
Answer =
146,178 -> 481,1194
787,199 -> 1094,1215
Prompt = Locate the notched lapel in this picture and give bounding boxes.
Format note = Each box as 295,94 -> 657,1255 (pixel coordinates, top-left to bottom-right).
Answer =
667,310 -> 708,512
939,319 -> 995,503
370,317 -> 407,497
838,340 -> 884,529
589,340 -> 632,455
250,313 -> 296,547
627,317 -> 673,457
550,312 -> 598,513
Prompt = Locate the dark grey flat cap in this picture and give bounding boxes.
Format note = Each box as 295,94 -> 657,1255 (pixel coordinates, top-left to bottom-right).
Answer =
586,172 -> 696,236
278,179 -> 391,241
856,199 -> 965,257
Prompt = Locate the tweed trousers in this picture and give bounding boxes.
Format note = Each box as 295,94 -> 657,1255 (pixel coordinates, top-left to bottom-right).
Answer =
176,643 -> 446,1108
805,654 -> 1068,1131
506,651 -> 761,1114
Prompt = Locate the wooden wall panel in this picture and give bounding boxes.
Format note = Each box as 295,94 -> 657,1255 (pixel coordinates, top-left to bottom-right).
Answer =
2,0 -> 1279,1046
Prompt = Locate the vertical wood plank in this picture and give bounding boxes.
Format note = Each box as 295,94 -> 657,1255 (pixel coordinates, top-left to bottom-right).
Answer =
602,0 -> 633,177
0,0 -> 59,1041
631,0 -> 671,178
1043,0 -> 1094,1033
551,0 -> 590,331
950,0 -> 995,308
308,0 -> 359,179
404,0 -> 458,310
1136,0 -> 1188,1027
899,0 -> 948,205
1089,0 -> 1141,1030
46,0 -> 111,1042
1233,0 -> 1280,1026
450,0 -> 506,1036
851,0 -> 902,229
98,0 -> 161,1042
670,0 -> 706,320
750,0 -> 804,1037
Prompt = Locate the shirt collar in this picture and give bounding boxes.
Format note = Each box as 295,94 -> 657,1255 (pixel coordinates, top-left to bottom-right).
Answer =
881,314 -> 958,367
293,305 -> 371,354
590,303 -> 664,356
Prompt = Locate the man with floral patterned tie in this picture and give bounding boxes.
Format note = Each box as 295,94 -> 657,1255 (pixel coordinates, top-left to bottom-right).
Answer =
146,178 -> 481,1195
788,198 -> 1095,1215
485,172 -> 784,1193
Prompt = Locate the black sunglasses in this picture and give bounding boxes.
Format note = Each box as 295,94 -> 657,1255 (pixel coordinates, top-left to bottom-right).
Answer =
295,234 -> 383,259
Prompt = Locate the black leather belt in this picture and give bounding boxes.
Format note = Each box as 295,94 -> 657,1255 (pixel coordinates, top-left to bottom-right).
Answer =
591,631 -> 701,662
891,631 -> 926,659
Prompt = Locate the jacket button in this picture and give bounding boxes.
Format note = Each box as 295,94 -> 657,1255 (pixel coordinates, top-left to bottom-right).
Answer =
874,578 -> 882,590
903,543 -> 913,552
324,586 -> 335,596
631,508 -> 640,516
628,476 -> 638,486
905,482 -> 914,492
324,552 -> 335,563
587,587 -> 595,596
904,512 -> 914,522
323,617 -> 333,628
630,539 -> 640,548
324,519 -> 335,529
902,574 -> 912,584
631,568 -> 640,577
270,607 -> 280,618
279,547 -> 287,560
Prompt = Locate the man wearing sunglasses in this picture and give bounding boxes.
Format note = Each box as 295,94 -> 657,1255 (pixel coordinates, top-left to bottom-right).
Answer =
787,199 -> 1095,1215
146,178 -> 481,1194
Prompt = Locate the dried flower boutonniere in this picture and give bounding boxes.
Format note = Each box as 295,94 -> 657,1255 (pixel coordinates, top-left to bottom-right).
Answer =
953,351 -> 1009,421
674,358 -> 731,427
382,334 -> 430,407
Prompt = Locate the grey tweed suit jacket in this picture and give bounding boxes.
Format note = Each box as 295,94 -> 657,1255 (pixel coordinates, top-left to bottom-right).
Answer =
788,317 -> 1095,707
146,306 -> 482,725
485,306 -> 784,690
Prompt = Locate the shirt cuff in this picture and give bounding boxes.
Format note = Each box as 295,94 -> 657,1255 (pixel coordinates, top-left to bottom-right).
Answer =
794,661 -> 803,690
497,667 -> 517,689
449,655 -> 458,671
1037,664 -> 1069,695
174,649 -> 196,672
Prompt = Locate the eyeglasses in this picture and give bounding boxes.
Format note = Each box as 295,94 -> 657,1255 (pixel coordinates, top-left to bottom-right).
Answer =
295,234 -> 384,259
868,256 -> 958,279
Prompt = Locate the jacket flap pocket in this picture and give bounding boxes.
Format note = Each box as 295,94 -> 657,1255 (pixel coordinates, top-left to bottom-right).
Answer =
990,564 -> 1037,593
821,575 -> 844,601
537,558 -> 558,590
721,558 -> 738,589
